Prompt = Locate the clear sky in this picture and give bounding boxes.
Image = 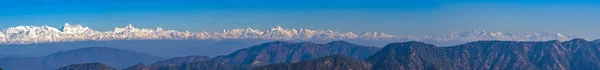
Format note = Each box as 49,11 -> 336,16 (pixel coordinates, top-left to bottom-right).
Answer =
0,0 -> 599,39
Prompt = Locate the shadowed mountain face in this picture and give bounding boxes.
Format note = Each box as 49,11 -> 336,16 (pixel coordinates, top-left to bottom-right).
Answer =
149,56 -> 210,66
255,39 -> 600,70
366,39 -> 600,70
56,63 -> 116,70
122,63 -> 151,70
0,47 -> 164,70
561,39 -> 600,70
593,39 -> 600,43
151,60 -> 249,70
210,41 -> 381,66
366,41 -> 451,70
142,41 -> 381,70
254,55 -> 372,70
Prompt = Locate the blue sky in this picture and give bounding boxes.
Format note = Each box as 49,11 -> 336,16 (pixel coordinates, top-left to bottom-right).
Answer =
1,0 -> 599,39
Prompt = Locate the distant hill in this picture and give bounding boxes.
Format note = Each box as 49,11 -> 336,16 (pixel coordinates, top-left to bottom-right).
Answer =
210,41 -> 381,66
122,63 -> 151,70
0,47 -> 164,70
254,55 -> 372,70
56,63 -> 116,70
150,55 -> 210,66
0,40 -> 266,58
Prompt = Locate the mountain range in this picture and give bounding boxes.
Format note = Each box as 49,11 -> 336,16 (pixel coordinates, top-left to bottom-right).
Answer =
252,39 -> 600,70
0,40 -> 380,70
6,39 -> 600,70
143,40 -> 381,70
257,39 -> 600,70
0,23 -> 578,45
208,41 -> 381,67
0,47 -> 164,70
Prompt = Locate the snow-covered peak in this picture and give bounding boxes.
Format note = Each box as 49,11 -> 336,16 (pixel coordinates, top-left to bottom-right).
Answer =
126,24 -> 135,29
113,24 -> 139,33
156,27 -> 163,31
243,28 -> 264,35
60,23 -> 95,33
3,25 -> 62,34
271,26 -> 285,31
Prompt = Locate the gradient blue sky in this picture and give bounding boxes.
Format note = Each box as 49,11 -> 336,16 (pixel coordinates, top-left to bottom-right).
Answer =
1,0 -> 599,39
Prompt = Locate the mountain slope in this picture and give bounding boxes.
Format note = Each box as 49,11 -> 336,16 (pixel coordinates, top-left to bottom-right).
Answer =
365,39 -> 600,70
146,41 -> 380,70
56,63 -> 116,70
561,39 -> 600,70
210,41 -> 381,66
0,47 -> 165,70
150,55 -> 210,66
122,63 -> 151,70
365,41 -> 452,70
592,39 -> 600,43
254,55 -> 372,70
152,60 -> 248,70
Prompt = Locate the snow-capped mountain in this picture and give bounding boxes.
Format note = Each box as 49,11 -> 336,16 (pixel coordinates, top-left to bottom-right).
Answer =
418,30 -> 578,42
0,23 -> 579,45
0,23 -> 395,44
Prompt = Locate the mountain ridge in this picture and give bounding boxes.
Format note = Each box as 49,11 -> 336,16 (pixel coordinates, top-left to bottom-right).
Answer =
363,38 -> 599,70
255,38 -> 600,70
28,39 -> 600,70
209,40 -> 381,67
0,23 -> 579,45
149,55 -> 210,66
56,63 -> 116,70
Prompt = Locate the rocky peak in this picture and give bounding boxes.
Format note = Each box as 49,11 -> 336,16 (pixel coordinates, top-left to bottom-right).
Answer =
113,24 -> 138,33
60,23 -> 94,33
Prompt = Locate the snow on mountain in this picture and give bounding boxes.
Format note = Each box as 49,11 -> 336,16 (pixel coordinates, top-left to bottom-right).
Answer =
419,30 -> 578,42
0,23 -> 395,44
0,23 -> 579,45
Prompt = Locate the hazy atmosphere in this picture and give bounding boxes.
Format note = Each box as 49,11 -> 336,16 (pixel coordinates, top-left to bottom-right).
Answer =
1,0 -> 599,39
